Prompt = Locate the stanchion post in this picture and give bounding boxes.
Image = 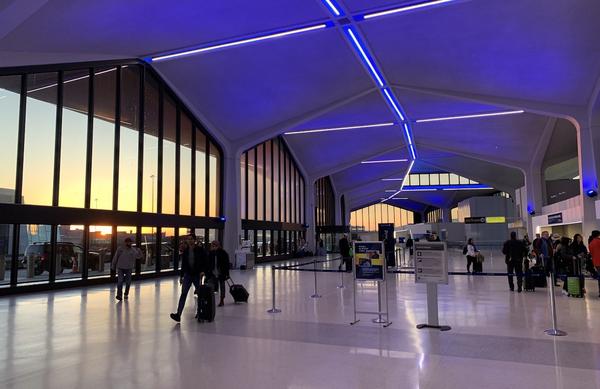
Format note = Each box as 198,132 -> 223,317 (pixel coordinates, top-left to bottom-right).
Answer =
267,265 -> 281,314
311,259 -> 321,298
372,281 -> 385,323
544,258 -> 566,336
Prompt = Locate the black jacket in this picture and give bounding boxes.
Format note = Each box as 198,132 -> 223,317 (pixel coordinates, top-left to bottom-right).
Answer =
339,237 -> 350,257
502,239 -> 526,263
180,245 -> 206,277
208,248 -> 230,281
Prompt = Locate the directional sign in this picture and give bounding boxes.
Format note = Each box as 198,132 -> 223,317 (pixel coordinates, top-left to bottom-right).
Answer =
414,242 -> 448,284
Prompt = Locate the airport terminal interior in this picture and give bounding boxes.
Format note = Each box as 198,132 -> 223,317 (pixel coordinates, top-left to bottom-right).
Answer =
1,0 -> 600,388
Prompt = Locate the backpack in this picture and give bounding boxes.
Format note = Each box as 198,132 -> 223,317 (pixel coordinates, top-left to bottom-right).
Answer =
463,245 -> 468,255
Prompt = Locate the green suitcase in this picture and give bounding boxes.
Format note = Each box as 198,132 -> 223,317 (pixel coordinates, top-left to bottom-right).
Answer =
567,276 -> 583,298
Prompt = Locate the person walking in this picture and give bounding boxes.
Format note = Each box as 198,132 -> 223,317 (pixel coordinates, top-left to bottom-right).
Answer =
465,238 -> 478,274
589,230 -> 600,298
208,241 -> 230,307
339,234 -> 351,272
111,237 -> 142,301
502,231 -> 527,292
170,234 -> 205,322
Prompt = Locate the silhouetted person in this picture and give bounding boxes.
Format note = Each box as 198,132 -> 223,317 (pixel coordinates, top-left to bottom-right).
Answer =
111,237 -> 142,301
170,234 -> 205,322
339,234 -> 351,272
208,240 -> 230,307
502,231 -> 526,292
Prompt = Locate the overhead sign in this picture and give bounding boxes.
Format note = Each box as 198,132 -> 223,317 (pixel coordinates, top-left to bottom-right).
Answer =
353,241 -> 385,281
548,212 -> 563,225
464,217 -> 486,224
414,242 -> 448,284
464,216 -> 506,224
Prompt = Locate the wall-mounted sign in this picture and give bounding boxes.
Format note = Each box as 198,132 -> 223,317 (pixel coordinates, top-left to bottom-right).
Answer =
464,217 -> 486,224
414,242 -> 448,284
464,216 -> 506,224
353,241 -> 385,281
548,212 -> 563,225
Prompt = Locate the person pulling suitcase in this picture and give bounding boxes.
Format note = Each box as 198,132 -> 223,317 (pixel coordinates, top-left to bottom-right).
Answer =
170,234 -> 205,323
208,240 -> 230,307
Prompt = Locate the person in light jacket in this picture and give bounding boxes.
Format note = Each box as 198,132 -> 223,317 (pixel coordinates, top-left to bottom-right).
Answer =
111,237 -> 142,301
465,238 -> 478,274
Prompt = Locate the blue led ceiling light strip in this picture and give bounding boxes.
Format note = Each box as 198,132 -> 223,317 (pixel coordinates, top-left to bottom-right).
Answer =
343,27 -> 417,160
359,0 -> 458,20
383,159 -> 415,202
150,23 -> 329,62
322,0 -> 343,16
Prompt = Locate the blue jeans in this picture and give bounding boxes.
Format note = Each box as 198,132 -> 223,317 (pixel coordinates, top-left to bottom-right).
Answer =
177,274 -> 201,316
117,268 -> 132,297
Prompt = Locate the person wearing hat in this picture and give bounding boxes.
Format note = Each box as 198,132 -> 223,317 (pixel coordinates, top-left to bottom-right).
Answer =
111,237 -> 142,301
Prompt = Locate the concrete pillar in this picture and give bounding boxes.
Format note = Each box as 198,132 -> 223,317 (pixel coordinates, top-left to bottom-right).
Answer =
305,179 -> 316,252
577,123 -> 600,238
524,167 -> 544,236
222,154 -> 241,258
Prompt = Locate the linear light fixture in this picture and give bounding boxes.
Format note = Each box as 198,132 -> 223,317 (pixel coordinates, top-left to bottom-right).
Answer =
322,0 -> 342,16
345,28 -> 385,87
382,159 -> 415,202
27,68 -> 116,94
361,158 -> 408,164
415,110 -> 525,123
284,122 -> 394,135
362,0 -> 458,20
384,189 -> 399,192
441,186 -> 494,191
152,23 -> 328,62
381,197 -> 408,200
381,178 -> 403,181
383,88 -> 405,121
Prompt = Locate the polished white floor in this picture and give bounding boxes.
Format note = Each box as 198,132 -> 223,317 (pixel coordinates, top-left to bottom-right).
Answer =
1,253 -> 600,389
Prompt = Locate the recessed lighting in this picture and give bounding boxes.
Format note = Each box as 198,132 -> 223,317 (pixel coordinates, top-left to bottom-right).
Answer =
362,0 -> 458,20
361,159 -> 408,164
284,122 -> 394,135
152,23 -> 328,62
415,110 -> 525,123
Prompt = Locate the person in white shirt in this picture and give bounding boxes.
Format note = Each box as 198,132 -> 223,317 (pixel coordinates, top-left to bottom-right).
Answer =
465,238 -> 478,274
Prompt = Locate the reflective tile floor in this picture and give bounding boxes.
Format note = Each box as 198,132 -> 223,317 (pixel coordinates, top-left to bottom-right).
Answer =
1,254 -> 600,389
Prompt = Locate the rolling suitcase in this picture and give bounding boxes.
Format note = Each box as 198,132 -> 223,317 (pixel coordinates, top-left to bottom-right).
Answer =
531,265 -> 547,288
524,271 -> 536,291
567,257 -> 584,298
227,278 -> 249,303
196,284 -> 216,322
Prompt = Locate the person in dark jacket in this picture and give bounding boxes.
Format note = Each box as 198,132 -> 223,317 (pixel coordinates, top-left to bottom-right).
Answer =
208,241 -> 230,307
339,235 -> 351,272
502,231 -> 527,292
170,234 -> 206,322
533,231 -> 554,275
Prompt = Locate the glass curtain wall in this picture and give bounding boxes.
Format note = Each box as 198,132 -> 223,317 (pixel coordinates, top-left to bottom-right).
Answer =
0,62 -> 223,292
240,137 -> 305,261
350,204 -> 414,232
315,176 -> 335,227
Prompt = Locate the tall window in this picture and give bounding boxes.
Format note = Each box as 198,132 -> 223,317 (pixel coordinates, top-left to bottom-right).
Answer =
315,176 -> 335,227
0,62 -> 224,291
0,76 -> 21,203
240,137 -> 305,260
350,204 -> 414,232
23,73 -> 58,206
59,70 -> 89,208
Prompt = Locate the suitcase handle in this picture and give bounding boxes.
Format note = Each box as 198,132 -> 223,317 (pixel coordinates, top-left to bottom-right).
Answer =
226,277 -> 234,287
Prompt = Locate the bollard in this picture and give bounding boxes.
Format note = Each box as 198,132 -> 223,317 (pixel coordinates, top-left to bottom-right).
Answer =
544,260 -> 567,336
267,266 -> 281,313
311,260 -> 321,298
